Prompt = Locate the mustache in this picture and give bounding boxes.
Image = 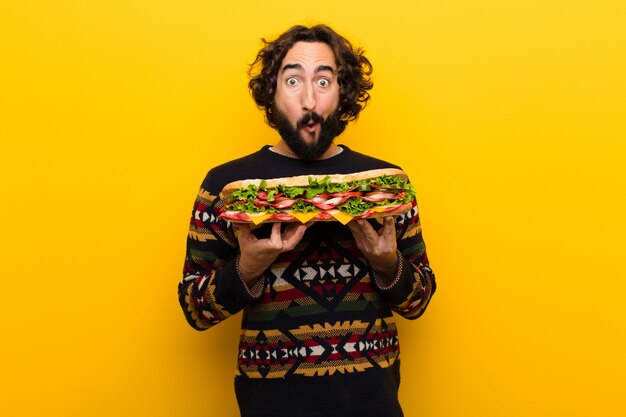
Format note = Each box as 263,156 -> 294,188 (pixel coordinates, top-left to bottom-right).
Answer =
296,112 -> 324,129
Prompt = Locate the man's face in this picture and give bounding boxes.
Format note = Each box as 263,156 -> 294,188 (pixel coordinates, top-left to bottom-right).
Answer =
273,41 -> 341,159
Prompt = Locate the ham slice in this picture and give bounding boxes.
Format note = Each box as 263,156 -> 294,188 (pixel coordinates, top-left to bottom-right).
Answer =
219,211 -> 251,222
369,184 -> 404,191
307,195 -> 331,204
254,199 -> 272,207
257,191 -> 283,202
254,198 -> 297,209
271,213 -> 295,221
326,191 -> 363,198
310,196 -> 350,210
361,191 -> 406,202
274,199 -> 297,209
314,212 -> 334,220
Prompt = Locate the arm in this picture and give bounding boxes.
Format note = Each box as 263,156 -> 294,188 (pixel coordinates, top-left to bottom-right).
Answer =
178,177 -> 309,330
178,185 -> 265,331
347,199 -> 436,319
380,199 -> 436,319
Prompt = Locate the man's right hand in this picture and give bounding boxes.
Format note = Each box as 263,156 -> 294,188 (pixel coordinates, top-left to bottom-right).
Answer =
236,222 -> 308,285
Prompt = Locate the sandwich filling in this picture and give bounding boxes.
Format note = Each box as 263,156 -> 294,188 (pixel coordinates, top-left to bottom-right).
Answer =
219,174 -> 415,224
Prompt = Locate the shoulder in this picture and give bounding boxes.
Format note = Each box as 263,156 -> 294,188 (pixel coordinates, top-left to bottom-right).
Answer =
200,148 -> 271,194
340,146 -> 403,172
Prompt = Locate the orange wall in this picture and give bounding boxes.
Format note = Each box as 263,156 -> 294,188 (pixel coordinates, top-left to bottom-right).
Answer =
1,1 -> 625,416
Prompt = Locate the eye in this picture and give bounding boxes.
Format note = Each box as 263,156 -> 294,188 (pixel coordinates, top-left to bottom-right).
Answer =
286,77 -> 298,86
318,78 -> 330,87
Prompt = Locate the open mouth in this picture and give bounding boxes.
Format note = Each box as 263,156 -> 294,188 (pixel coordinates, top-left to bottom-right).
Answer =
302,122 -> 318,134
297,112 -> 323,136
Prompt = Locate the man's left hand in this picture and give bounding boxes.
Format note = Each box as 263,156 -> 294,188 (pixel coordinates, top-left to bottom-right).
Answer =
346,217 -> 398,285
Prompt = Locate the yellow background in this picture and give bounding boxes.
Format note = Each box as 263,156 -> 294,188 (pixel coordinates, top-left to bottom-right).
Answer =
1,1 -> 625,416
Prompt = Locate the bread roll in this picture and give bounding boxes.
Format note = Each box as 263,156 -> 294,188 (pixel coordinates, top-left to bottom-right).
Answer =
219,168 -> 408,201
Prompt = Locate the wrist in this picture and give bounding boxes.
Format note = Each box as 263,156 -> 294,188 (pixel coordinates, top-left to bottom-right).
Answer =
235,255 -> 265,299
236,254 -> 263,286
370,250 -> 402,288
369,252 -> 398,276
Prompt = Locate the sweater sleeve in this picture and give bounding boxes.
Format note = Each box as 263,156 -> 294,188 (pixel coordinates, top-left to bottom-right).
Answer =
177,179 -> 264,331
371,199 -> 437,320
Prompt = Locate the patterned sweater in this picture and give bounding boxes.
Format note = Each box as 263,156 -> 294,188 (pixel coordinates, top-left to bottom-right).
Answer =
178,145 -> 436,417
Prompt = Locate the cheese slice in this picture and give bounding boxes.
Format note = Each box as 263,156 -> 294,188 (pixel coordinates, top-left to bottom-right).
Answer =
369,205 -> 401,213
248,212 -> 274,225
290,211 -> 320,224
369,206 -> 390,213
328,210 -> 354,225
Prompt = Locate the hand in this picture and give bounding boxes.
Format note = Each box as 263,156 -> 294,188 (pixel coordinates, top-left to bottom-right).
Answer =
346,217 -> 398,284
235,222 -> 308,285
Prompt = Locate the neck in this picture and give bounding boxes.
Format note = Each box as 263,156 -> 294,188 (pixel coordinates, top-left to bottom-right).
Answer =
272,140 -> 341,160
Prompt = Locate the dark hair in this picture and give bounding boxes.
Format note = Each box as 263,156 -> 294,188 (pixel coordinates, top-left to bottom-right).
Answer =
248,24 -> 373,130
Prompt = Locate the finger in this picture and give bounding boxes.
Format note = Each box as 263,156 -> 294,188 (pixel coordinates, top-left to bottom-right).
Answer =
284,222 -> 308,237
380,216 -> 396,238
282,224 -> 307,250
236,223 -> 253,240
269,222 -> 283,249
282,222 -> 301,236
356,219 -> 379,241
346,220 -> 365,239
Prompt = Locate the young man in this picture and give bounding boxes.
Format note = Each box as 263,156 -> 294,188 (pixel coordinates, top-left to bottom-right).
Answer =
178,24 -> 436,417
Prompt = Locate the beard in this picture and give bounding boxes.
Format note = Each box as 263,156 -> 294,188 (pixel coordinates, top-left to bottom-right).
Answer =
273,108 -> 344,161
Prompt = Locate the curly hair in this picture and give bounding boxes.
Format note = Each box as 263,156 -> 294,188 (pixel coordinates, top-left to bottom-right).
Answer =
248,24 -> 373,131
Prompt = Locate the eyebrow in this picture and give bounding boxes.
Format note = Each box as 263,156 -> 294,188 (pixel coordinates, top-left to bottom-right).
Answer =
315,65 -> 335,74
281,63 -> 336,73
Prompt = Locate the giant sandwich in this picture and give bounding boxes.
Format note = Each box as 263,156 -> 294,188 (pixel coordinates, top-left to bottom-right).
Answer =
218,168 -> 415,225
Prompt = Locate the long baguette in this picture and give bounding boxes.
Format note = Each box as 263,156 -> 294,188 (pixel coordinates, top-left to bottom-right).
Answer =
218,168 -> 414,224
219,168 -> 407,201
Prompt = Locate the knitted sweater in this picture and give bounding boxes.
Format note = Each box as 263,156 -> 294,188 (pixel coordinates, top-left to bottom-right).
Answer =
178,145 -> 436,417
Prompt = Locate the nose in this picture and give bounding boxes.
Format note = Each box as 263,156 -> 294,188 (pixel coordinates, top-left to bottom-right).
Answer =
301,83 -> 316,112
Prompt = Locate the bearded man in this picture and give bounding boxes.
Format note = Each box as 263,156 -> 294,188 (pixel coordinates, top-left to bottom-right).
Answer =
178,24 -> 436,417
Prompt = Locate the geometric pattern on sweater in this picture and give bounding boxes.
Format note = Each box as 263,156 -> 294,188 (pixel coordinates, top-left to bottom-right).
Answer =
188,190 -> 235,247
180,190 -> 436,329
178,147 -> 436,387
181,273 -> 231,329
267,233 -> 369,311
248,275 -> 383,323
237,318 -> 399,378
